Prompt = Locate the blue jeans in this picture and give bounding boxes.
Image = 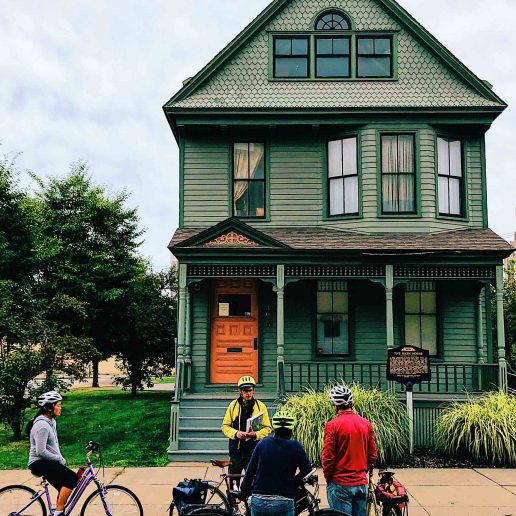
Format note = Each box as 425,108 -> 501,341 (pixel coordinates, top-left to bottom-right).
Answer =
251,496 -> 294,516
327,482 -> 367,516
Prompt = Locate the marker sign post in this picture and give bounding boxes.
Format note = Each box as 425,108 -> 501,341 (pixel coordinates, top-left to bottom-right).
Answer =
387,345 -> 431,454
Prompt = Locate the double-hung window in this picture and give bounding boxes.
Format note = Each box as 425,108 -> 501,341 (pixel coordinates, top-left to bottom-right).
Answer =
357,37 -> 392,78
381,134 -> 416,214
404,282 -> 438,356
273,37 -> 309,78
316,37 -> 351,78
317,280 -> 349,356
328,137 -> 358,216
233,143 -> 265,218
437,137 -> 464,216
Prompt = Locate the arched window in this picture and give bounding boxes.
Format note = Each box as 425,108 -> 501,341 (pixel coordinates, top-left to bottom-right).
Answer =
314,11 -> 351,78
315,11 -> 351,31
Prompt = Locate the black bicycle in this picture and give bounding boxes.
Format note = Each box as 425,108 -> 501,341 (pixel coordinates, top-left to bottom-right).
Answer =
169,459 -> 347,516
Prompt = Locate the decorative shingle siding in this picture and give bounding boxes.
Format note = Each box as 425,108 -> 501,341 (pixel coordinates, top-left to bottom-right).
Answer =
170,0 -> 500,109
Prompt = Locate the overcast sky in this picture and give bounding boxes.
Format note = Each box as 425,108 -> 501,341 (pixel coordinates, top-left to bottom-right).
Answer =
1,0 -> 515,269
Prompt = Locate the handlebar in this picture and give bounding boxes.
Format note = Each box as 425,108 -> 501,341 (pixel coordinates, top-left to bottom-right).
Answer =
86,441 -> 101,453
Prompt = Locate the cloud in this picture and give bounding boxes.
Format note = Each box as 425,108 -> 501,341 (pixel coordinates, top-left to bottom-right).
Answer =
1,0 -> 514,270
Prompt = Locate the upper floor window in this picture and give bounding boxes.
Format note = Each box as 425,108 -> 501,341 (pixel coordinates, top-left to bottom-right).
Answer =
317,280 -> 350,356
273,37 -> 309,78
437,137 -> 463,217
404,281 -> 438,356
328,137 -> 358,216
233,143 -> 265,218
381,134 -> 416,214
357,36 -> 392,78
315,11 -> 351,30
316,37 -> 351,78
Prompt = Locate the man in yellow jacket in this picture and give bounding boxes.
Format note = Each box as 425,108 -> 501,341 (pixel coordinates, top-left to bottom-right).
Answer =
221,375 -> 272,482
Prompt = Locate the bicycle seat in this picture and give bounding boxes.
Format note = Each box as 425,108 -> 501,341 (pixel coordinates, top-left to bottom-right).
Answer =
210,459 -> 232,468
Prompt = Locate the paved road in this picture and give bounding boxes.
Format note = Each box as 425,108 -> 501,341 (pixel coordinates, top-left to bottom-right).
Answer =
1,465 -> 515,515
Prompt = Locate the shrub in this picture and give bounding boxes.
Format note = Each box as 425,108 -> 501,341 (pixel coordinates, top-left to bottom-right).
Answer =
282,383 -> 409,466
435,391 -> 516,465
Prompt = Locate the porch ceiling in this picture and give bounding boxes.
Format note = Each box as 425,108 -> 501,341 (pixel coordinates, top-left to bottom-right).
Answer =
169,224 -> 513,257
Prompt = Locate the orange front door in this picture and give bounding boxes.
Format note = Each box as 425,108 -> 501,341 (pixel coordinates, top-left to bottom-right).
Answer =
210,279 -> 259,384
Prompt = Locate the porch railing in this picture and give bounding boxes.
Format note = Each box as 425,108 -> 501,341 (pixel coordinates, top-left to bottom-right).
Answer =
284,361 -> 499,394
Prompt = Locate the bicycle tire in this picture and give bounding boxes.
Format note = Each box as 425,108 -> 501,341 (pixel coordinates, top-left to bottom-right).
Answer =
314,510 -> 349,516
0,484 -> 47,516
382,506 -> 403,516
185,509 -> 232,516
80,484 -> 143,516
168,484 -> 231,516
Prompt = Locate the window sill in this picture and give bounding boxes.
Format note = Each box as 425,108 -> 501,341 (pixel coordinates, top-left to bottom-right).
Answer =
378,213 -> 422,219
324,213 -> 362,222
436,214 -> 468,222
268,77 -> 397,82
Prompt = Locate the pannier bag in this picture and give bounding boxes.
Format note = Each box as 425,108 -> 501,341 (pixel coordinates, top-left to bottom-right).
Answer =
171,479 -> 210,515
375,471 -> 409,510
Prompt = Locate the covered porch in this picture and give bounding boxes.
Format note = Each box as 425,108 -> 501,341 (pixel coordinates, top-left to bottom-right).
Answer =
174,262 -> 508,399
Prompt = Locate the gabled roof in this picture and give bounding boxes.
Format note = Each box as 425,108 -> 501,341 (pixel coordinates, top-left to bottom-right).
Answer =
169,217 -> 290,249
170,224 -> 514,258
163,0 -> 505,114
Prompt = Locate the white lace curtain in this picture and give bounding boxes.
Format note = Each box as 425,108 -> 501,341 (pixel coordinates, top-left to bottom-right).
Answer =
234,143 -> 264,214
382,135 -> 415,212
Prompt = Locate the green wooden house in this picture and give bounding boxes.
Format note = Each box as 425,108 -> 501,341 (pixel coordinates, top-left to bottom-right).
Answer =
163,0 -> 514,461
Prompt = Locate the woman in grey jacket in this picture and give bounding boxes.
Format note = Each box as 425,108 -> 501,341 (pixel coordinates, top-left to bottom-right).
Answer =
27,391 -> 77,516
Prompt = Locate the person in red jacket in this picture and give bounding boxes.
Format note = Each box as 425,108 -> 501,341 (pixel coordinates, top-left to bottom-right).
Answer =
322,385 -> 377,516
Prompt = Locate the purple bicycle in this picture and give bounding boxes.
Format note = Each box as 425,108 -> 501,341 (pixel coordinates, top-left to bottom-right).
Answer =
0,441 -> 143,515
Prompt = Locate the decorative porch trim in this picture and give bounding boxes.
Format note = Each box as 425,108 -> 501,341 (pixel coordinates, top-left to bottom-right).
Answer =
187,265 -> 276,277
286,265 -> 385,277
203,231 -> 260,247
394,265 -> 496,279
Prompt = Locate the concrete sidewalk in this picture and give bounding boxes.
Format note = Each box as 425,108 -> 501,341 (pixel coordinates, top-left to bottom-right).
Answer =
1,465 -> 515,515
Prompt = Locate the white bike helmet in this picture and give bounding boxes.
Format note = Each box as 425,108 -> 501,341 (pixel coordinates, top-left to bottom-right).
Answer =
329,385 -> 353,407
38,391 -> 62,408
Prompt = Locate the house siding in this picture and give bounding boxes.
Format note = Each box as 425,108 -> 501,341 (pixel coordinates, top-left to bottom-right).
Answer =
182,128 -> 486,231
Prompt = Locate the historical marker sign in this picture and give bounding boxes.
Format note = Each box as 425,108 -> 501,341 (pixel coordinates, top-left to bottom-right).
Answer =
387,345 -> 431,386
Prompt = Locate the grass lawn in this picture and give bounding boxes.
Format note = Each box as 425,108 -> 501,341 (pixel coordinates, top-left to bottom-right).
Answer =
0,389 -> 171,469
153,376 -> 175,384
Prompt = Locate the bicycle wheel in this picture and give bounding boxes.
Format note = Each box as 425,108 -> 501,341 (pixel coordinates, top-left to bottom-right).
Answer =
382,506 -> 402,516
0,484 -> 47,516
203,485 -> 230,510
314,510 -> 349,516
186,509 -> 232,516
80,485 -> 143,516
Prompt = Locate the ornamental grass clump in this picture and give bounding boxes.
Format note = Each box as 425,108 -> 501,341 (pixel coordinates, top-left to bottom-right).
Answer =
435,391 -> 516,466
282,383 -> 409,466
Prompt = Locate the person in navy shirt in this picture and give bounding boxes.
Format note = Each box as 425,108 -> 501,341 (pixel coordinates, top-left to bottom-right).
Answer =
241,408 -> 312,516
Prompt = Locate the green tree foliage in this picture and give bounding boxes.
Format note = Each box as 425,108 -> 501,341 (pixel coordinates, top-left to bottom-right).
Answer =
0,161 -> 97,439
504,277 -> 516,383
115,265 -> 176,396
33,163 -> 143,386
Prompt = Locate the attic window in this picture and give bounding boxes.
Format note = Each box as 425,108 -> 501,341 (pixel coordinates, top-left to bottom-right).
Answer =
315,11 -> 351,30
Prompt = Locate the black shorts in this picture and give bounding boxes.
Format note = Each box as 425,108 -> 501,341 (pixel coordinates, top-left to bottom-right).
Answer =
29,460 -> 78,491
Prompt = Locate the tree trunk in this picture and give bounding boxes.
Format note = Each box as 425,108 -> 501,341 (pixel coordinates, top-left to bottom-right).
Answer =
12,419 -> 22,441
92,357 -> 100,388
130,380 -> 138,397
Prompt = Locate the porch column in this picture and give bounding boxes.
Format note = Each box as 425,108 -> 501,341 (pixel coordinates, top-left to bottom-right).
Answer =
276,265 -> 286,398
175,263 -> 187,401
477,286 -> 485,365
185,289 -> 192,391
385,265 -> 395,392
495,266 -> 508,392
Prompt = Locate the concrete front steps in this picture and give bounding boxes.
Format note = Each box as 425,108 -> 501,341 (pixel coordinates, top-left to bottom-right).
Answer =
168,393 -> 278,462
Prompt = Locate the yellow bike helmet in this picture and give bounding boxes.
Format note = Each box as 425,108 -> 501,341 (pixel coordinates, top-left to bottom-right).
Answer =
237,376 -> 256,389
272,409 -> 296,430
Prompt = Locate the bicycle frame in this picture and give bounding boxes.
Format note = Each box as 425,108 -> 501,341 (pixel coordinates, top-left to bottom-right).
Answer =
15,461 -> 110,516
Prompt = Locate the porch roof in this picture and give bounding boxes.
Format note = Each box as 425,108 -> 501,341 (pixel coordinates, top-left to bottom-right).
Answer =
169,224 -> 513,257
